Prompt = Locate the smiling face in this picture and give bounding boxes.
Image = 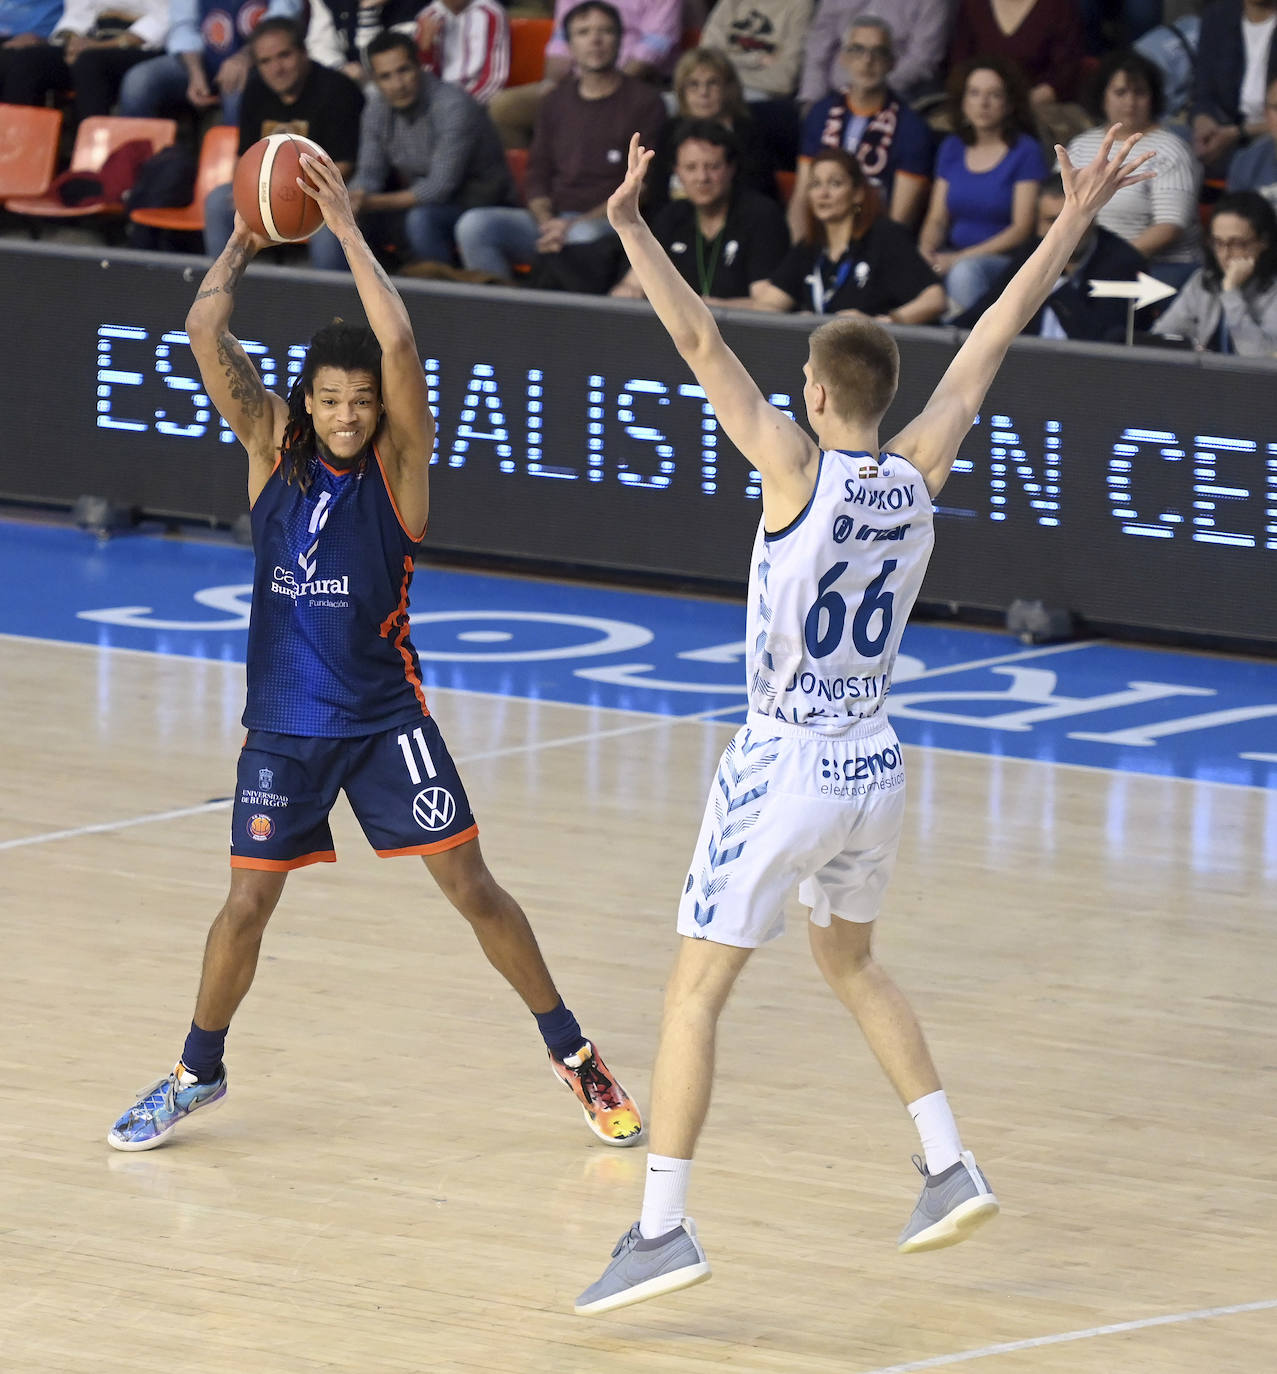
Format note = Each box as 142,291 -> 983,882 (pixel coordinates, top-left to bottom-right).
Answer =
251,28 -> 308,101
304,367 -> 382,465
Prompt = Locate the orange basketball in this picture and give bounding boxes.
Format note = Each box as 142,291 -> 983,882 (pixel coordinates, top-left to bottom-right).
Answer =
232,133 -> 327,243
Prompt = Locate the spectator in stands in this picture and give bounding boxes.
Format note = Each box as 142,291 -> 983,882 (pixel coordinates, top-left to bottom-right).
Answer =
455,1 -> 664,279
489,0 -> 678,148
1067,49 -> 1201,286
0,0 -> 167,116
612,120 -> 788,304
918,57 -> 1047,313
303,0 -> 419,84
310,30 -> 512,271
1192,0 -> 1277,174
798,0 -> 949,107
953,173 -> 1149,339
1153,189 -> 1277,352
700,0 -> 813,101
1228,72 -> 1277,206
749,147 -> 947,320
789,16 -> 932,241
647,47 -> 776,209
414,0 -> 509,102
118,0 -> 302,125
948,0 -> 1090,142
203,19 -> 363,261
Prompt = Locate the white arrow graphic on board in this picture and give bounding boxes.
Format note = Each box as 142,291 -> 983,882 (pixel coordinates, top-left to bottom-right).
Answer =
1087,272 -> 1178,310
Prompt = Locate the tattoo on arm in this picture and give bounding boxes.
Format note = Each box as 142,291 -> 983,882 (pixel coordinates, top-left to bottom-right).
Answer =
216,331 -> 266,420
192,242 -> 252,306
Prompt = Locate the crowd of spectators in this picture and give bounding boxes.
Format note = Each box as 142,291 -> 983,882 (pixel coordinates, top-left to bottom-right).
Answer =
3,0 -> 1277,354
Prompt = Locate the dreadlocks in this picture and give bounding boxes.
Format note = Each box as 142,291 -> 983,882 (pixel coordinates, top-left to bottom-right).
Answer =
279,319 -> 383,489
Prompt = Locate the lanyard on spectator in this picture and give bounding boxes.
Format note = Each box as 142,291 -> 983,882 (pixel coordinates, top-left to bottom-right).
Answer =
695,225 -> 725,297
811,251 -> 854,314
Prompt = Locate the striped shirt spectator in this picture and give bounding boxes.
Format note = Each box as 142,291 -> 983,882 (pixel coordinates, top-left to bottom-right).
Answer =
415,0 -> 509,104
1066,125 -> 1202,266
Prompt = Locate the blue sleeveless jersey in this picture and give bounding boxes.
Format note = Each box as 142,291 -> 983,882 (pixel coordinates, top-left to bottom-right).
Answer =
243,451 -> 429,737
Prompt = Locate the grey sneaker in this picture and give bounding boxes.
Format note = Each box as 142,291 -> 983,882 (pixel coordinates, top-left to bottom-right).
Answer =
575,1219 -> 711,1315
898,1150 -> 999,1253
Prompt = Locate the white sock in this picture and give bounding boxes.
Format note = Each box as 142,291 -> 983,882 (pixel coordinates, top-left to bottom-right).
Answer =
638,1154 -> 692,1238
907,1089 -> 962,1175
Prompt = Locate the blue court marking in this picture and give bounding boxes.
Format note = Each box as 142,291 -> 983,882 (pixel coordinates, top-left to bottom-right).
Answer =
4,518 -> 1277,790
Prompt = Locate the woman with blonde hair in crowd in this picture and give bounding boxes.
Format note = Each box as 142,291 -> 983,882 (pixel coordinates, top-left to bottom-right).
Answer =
749,148 -> 946,322
646,46 -> 777,210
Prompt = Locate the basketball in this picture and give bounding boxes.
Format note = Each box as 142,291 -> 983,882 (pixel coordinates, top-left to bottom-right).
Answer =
232,133 -> 327,243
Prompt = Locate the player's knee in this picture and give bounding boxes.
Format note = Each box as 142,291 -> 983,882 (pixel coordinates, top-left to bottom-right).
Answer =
219,885 -> 278,939
435,861 -> 505,922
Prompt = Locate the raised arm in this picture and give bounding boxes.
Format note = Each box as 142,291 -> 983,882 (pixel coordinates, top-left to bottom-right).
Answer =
300,152 -> 434,535
607,135 -> 818,527
185,226 -> 289,503
889,126 -> 1155,497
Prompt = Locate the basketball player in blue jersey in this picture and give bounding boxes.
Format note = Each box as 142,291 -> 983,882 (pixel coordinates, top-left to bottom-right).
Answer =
576,127 -> 1155,1314
107,152 -> 642,1155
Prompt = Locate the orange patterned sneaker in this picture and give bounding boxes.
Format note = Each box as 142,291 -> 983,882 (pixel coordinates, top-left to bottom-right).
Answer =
550,1040 -> 643,1147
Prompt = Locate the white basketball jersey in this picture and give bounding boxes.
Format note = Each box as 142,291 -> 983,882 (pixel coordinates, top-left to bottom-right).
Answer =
746,448 -> 934,731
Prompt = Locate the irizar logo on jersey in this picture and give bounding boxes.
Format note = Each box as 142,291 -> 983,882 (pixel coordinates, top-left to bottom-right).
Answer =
843,479 -> 916,511
833,515 -> 910,544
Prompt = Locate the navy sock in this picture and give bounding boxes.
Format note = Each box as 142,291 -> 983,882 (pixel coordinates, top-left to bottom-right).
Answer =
181,1020 -> 228,1082
534,999 -> 583,1061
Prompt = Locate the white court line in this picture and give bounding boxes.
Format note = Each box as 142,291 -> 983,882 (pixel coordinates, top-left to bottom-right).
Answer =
857,1298 -> 1277,1374
0,634 -> 1266,854
0,701 -> 748,852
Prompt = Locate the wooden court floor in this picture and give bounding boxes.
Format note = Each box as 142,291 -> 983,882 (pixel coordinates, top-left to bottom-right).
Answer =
2,635 -> 1275,1373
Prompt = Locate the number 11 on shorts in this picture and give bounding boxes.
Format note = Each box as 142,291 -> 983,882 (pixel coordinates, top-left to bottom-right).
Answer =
397,727 -> 437,784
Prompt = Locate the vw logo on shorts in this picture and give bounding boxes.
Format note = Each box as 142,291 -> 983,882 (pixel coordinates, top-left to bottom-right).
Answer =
412,786 -> 456,832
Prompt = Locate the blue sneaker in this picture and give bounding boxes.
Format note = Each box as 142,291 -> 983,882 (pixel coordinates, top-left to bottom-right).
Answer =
107,1061 -> 227,1151
575,1219 -> 711,1315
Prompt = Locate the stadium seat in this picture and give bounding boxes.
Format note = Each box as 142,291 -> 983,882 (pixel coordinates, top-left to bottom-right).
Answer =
5,115 -> 177,221
680,27 -> 701,50
0,104 -> 63,201
776,170 -> 796,205
505,146 -> 528,203
130,124 -> 237,234
508,16 -> 552,87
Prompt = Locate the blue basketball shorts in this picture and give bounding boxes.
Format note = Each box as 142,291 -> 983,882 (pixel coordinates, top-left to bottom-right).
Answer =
229,716 -> 478,871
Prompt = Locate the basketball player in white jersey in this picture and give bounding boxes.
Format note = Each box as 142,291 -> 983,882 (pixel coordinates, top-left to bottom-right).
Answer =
576,126 -> 1155,1315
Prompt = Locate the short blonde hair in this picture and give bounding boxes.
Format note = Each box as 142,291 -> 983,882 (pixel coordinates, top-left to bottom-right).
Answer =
808,317 -> 899,425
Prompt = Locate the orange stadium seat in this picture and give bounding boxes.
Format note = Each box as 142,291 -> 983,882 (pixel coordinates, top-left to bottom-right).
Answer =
507,16 -> 553,86
0,104 -> 63,201
130,124 -> 238,234
6,115 -> 177,221
505,146 -> 528,203
776,170 -> 796,205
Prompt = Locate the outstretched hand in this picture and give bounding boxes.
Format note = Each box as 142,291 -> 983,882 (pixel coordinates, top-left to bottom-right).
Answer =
607,133 -> 655,231
1056,124 -> 1156,220
297,151 -> 356,234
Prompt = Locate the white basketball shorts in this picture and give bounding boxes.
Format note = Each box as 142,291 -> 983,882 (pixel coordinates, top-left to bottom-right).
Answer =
675,710 -> 907,948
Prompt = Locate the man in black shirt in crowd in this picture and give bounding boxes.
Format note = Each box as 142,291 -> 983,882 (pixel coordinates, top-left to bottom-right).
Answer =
203,18 -> 364,260
611,121 -> 788,305
953,176 -> 1148,341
